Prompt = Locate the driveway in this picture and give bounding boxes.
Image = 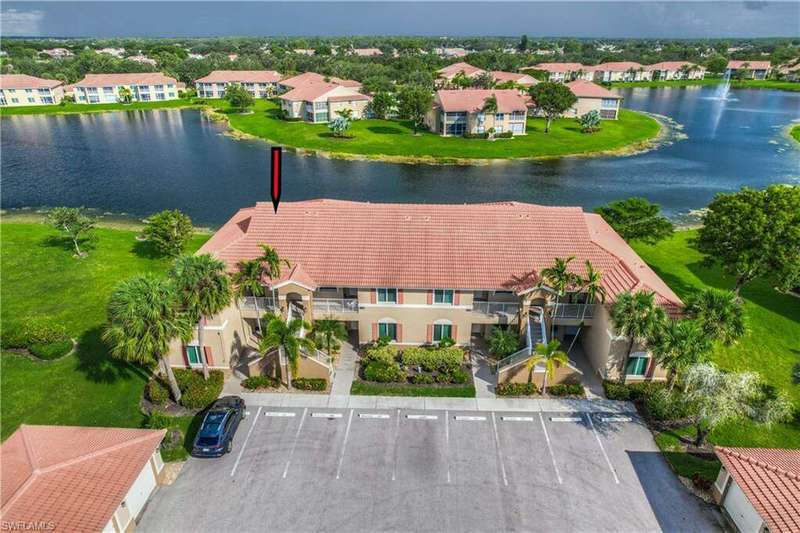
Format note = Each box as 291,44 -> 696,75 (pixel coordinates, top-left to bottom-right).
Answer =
139,407 -> 721,532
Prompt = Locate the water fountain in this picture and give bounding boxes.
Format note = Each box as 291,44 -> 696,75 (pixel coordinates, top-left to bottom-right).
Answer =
713,70 -> 732,101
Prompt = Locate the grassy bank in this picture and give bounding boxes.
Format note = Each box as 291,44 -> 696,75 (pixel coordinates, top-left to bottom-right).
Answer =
611,78 -> 800,92
222,99 -> 661,162
0,98 -> 201,116
632,230 -> 800,450
0,222 -> 208,440
791,124 -> 800,143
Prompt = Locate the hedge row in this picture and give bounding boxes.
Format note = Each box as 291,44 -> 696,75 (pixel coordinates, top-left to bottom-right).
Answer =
242,375 -> 280,390
292,378 -> 327,391
147,369 -> 224,410
2,317 -> 72,360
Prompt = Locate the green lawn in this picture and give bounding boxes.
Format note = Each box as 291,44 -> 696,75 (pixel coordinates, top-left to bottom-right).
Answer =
0,222 -> 208,440
0,98 -> 200,116
350,381 -> 476,397
611,78 -> 800,92
632,230 -> 800,449
791,124 -> 800,143
222,100 -> 660,162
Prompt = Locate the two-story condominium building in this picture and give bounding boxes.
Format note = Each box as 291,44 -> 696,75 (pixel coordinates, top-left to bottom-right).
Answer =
194,70 -> 282,98
726,60 -> 772,80
426,89 -> 529,136
565,80 -> 623,120
0,74 -> 64,106
166,200 -> 681,386
437,62 -> 486,85
277,71 -> 361,93
72,73 -> 179,104
586,62 -> 651,82
279,81 -> 370,123
645,61 -> 706,80
523,62 -> 587,82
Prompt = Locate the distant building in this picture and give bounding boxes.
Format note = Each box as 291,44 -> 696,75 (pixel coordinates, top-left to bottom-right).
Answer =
73,73 -> 179,103
426,89 -> 528,136
434,47 -> 468,58
98,47 -> 126,58
279,81 -> 370,123
0,74 -> 64,106
127,54 -> 157,66
645,61 -> 706,81
523,62 -> 587,82
227,54 -> 238,61
278,71 -> 361,93
41,48 -> 73,59
726,60 -> 771,80
353,48 -> 382,57
436,62 -> 485,85
778,62 -> 800,82
564,80 -> 622,120
293,49 -> 316,56
188,53 -> 206,60
490,71 -> 539,88
585,62 -> 650,82
195,70 -> 282,98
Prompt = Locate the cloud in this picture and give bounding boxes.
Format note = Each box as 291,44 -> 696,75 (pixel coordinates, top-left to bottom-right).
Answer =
1,8 -> 45,36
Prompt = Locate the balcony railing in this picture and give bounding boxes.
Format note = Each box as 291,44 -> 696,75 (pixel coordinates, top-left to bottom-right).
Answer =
472,301 -> 519,316
313,298 -> 359,315
552,303 -> 595,319
239,296 -> 277,312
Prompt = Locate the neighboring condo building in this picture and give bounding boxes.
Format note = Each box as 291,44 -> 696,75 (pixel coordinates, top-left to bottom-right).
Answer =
195,70 -> 282,98
0,74 -> 64,106
426,89 -> 529,136
166,199 -> 681,387
437,62 -> 486,84
279,81 -> 370,123
586,62 -> 650,82
490,71 -> 539,88
73,73 -> 179,103
726,60 -> 772,80
565,80 -> 623,120
278,71 -> 361,93
524,62 -> 587,82
645,61 -> 706,80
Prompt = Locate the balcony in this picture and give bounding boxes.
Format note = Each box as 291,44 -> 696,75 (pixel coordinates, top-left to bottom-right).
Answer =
239,297 -> 278,314
551,303 -> 594,320
313,298 -> 359,316
472,301 -> 519,316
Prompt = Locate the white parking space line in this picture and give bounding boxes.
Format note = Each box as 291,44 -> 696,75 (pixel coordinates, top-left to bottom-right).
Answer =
359,413 -> 390,419
311,412 -> 343,419
264,411 -> 295,417
407,414 -> 438,420
538,412 -> 562,484
445,410 -> 451,484
586,413 -> 620,484
550,417 -> 583,422
282,407 -> 308,479
491,412 -> 508,486
335,410 -> 354,480
230,406 -> 262,477
501,416 -> 534,422
601,416 -> 633,423
391,409 -> 400,481
454,415 -> 486,421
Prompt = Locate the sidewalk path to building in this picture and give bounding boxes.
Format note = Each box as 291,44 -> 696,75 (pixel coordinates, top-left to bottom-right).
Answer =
237,392 -> 636,413
329,341 -> 358,396
471,351 -> 497,398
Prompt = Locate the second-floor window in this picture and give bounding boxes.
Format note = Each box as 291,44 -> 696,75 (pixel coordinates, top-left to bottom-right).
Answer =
377,288 -> 397,304
601,98 -> 618,109
433,289 -> 454,305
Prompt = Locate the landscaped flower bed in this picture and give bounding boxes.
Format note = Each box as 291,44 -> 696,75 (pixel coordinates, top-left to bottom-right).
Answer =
0,317 -> 74,360
495,382 -> 585,397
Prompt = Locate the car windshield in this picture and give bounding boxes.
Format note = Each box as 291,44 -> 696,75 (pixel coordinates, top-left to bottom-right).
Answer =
198,411 -> 228,442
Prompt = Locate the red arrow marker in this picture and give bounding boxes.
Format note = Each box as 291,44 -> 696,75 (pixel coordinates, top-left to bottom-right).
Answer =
270,146 -> 282,213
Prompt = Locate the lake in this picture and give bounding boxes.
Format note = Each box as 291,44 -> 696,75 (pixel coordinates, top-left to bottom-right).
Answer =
1,86 -> 798,227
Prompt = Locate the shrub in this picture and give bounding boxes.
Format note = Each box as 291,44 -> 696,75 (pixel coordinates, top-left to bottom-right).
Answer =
603,380 -> 632,400
242,375 -> 279,390
23,317 -> 68,345
292,378 -> 327,391
411,373 -> 435,385
642,388 -> 693,422
28,339 -> 73,360
146,379 -> 170,405
174,369 -> 224,409
401,346 -> 463,373
438,337 -> 456,348
626,381 -> 666,402
362,344 -> 398,365
496,382 -> 538,396
464,132 -> 489,139
692,473 -> 712,491
363,360 -> 405,383
497,131 -> 514,138
1,317 -> 70,354
449,368 -> 470,384
145,410 -> 174,430
546,383 -> 585,397
143,209 -> 194,257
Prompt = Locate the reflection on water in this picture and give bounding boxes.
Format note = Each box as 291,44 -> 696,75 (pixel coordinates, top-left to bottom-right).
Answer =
2,86 -> 799,227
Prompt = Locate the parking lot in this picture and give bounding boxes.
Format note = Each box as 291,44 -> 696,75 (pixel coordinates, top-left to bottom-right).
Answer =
140,407 -> 720,532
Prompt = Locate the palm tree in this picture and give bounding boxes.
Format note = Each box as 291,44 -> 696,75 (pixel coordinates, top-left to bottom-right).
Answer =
651,319 -> 711,390
258,244 -> 290,309
542,256 -> 579,340
487,326 -> 520,359
684,289 -> 746,346
567,260 -> 607,354
170,254 -> 231,380
526,339 -> 569,394
102,274 -> 193,402
313,317 -> 348,360
118,86 -> 133,104
610,290 -> 667,383
482,94 -> 498,114
232,258 -> 266,333
259,314 -> 315,389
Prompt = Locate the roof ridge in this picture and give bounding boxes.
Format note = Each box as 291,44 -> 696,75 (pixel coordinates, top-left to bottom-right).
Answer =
718,446 -> 800,482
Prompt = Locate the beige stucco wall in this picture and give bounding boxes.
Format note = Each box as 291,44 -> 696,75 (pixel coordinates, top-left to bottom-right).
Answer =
498,360 -> 581,386
564,97 -> 620,119
74,83 -> 179,104
328,98 -> 369,119
0,85 -> 64,106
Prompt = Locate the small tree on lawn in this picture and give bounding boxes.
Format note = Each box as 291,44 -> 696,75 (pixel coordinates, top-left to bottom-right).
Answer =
118,86 -> 133,104
397,85 -> 433,134
578,110 -> 601,133
170,254 -> 232,380
526,339 -> 569,394
224,83 -> 254,112
650,319 -> 711,390
529,82 -> 577,133
696,185 -> 800,294
487,326 -> 520,358
682,363 -> 793,447
259,314 -> 315,389
313,317 -> 348,360
684,288 -> 746,345
45,206 -> 96,258
594,197 -> 674,243
103,274 -> 193,402
367,91 -> 396,120
143,209 -> 194,257
328,114 -> 352,138
610,290 -> 666,383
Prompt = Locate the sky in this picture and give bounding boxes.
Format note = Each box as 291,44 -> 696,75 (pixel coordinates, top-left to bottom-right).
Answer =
1,1 -> 797,38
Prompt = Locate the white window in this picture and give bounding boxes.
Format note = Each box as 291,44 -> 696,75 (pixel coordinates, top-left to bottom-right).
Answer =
377,288 -> 397,304
495,113 -> 505,121
626,353 -> 649,376
433,289 -> 454,305
378,321 -> 397,340
432,321 -> 453,342
601,98 -> 618,109
511,123 -> 524,133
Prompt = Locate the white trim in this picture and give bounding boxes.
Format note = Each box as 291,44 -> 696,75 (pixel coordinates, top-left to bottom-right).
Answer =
377,317 -> 398,324
270,280 -> 315,291
361,303 -> 471,310
376,287 -> 398,305
171,364 -> 229,369
197,320 -> 228,332
433,318 -> 453,325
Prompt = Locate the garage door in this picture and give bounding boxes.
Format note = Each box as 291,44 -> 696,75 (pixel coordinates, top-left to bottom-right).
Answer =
125,458 -> 157,521
724,481 -> 763,533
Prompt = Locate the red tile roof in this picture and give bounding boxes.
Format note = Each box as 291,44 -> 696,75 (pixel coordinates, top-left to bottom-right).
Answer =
279,81 -> 367,103
436,89 -> 528,113
75,72 -> 177,87
645,61 -> 702,71
490,71 -> 538,85
727,60 -> 771,70
524,62 -> 584,73
200,200 -> 682,311
195,70 -> 282,83
566,80 -> 621,99
585,61 -> 645,72
1,425 -> 165,533
438,62 -> 485,78
0,74 -> 63,90
280,72 -> 360,89
715,447 -> 800,533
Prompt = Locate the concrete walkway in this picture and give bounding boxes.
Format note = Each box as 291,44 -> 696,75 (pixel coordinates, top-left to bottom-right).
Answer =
237,391 -> 635,413
329,341 -> 358,396
471,352 -> 496,398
